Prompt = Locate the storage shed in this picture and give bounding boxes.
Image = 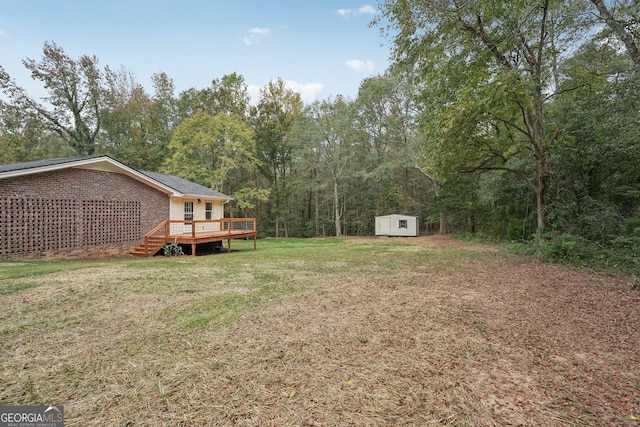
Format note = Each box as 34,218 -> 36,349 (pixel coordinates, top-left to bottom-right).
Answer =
375,214 -> 419,237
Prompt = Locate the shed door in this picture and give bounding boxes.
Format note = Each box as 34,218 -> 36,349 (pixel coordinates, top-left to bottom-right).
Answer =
380,217 -> 390,235
183,201 -> 194,233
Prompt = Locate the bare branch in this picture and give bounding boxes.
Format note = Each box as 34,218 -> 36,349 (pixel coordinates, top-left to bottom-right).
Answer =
590,0 -> 640,72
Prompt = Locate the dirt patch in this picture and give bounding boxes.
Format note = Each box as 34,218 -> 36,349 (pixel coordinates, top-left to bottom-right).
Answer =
1,236 -> 638,426
191,253 -> 639,426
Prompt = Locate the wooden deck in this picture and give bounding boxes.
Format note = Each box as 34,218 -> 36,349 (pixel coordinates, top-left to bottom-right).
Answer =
131,218 -> 257,257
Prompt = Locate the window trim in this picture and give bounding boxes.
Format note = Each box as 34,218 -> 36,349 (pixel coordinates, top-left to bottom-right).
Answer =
205,202 -> 213,220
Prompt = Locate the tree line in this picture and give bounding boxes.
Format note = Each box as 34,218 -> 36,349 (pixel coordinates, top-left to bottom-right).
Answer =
1,0 -> 639,271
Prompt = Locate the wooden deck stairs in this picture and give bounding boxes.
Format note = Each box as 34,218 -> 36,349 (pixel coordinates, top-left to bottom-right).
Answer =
130,218 -> 257,258
130,236 -> 166,258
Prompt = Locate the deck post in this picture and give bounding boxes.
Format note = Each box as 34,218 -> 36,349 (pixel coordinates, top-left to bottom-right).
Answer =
135,218 -> 257,258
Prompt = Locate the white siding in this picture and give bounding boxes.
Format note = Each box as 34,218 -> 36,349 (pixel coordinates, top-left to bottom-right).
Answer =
375,214 -> 419,236
169,198 -> 184,235
169,197 -> 227,234
214,201 -> 224,219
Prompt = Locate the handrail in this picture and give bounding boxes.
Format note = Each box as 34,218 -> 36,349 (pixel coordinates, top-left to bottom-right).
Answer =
144,219 -> 170,237
141,218 -> 257,256
143,220 -> 170,257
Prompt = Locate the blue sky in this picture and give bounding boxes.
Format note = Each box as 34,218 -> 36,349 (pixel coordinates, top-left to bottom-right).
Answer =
0,1 -> 391,104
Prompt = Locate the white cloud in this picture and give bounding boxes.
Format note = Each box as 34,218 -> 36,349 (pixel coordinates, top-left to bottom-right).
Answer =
336,5 -> 377,18
250,27 -> 271,37
243,27 -> 271,46
345,59 -> 375,73
248,81 -> 324,105
284,80 -> 324,103
355,5 -> 377,16
247,84 -> 262,104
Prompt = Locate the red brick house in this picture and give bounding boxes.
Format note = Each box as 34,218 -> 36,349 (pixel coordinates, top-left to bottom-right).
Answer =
0,155 -> 248,259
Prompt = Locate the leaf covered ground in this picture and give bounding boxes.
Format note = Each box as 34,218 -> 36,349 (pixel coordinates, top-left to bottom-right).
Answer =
1,236 -> 638,426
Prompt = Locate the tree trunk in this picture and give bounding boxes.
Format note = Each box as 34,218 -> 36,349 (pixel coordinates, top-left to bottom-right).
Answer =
315,188 -> 320,236
413,165 -> 447,235
529,90 -> 549,234
439,211 -> 447,235
536,170 -> 547,232
590,0 -> 640,73
274,170 -> 280,238
334,180 -> 342,237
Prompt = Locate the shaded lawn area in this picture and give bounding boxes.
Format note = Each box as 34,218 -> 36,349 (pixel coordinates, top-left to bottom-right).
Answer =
1,236 -> 638,426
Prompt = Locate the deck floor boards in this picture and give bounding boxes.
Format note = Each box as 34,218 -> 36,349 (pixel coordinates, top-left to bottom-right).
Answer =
133,219 -> 257,257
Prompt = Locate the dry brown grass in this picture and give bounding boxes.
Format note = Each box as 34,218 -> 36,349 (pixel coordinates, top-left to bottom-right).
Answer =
1,236 -> 638,426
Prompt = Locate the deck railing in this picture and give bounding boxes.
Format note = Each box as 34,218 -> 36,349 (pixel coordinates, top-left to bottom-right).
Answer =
178,218 -> 257,237
143,218 -> 257,255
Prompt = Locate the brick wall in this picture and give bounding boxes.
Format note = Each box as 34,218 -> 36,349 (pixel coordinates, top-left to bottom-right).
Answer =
0,168 -> 169,259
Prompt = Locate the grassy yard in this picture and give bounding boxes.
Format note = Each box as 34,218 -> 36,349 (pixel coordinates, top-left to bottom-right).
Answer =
1,236 -> 638,426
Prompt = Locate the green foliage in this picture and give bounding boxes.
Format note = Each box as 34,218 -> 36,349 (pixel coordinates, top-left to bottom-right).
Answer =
163,110 -> 257,193
544,31 -> 640,252
527,231 -> 640,274
252,78 -> 304,235
99,69 -> 175,170
294,96 -> 363,236
232,187 -> 271,212
3,17 -> 640,259
175,73 -> 250,120
0,42 -> 106,155
533,233 -> 595,264
162,240 -> 184,257
377,0 -> 602,234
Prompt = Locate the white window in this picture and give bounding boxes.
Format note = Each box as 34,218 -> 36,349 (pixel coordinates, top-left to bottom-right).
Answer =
399,219 -> 408,229
184,201 -> 194,221
205,202 -> 213,220
183,201 -> 194,233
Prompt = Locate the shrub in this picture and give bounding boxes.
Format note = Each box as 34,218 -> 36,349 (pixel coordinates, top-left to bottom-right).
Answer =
162,240 -> 184,256
532,231 -> 640,274
534,233 -> 592,264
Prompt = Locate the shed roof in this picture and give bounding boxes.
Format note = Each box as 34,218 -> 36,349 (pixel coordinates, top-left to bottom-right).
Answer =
376,214 -> 418,219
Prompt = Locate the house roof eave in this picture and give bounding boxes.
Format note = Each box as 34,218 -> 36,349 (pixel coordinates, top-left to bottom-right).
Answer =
140,170 -> 232,200
180,194 -> 234,201
0,155 -> 182,197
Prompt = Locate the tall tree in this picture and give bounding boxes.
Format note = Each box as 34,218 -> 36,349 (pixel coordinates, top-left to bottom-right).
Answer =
163,110 -> 256,195
101,68 -> 176,170
297,97 -> 358,236
354,74 -> 405,214
377,0 -> 590,233
0,101 -> 28,163
0,41 -> 105,155
547,32 -> 640,242
145,72 -> 178,170
0,100 -> 74,162
176,73 -> 250,121
253,78 -> 304,237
